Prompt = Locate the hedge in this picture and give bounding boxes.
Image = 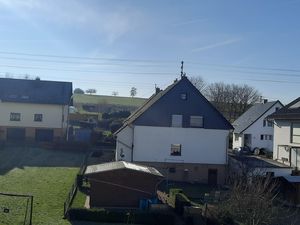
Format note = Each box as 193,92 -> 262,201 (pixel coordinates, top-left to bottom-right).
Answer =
68,208 -> 175,225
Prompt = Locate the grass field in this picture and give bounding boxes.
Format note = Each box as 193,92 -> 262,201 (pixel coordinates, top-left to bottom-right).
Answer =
0,146 -> 86,225
73,94 -> 146,107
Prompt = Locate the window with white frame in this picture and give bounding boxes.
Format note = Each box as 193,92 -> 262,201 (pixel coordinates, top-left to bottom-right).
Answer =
292,123 -> 300,144
171,144 -> 181,156
190,116 -> 204,128
10,113 -> 21,121
34,114 -> 43,122
171,115 -> 183,127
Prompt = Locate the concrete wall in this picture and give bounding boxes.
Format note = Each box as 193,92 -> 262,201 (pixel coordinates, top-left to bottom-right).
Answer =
136,161 -> 226,184
0,102 -> 68,128
131,125 -> 228,164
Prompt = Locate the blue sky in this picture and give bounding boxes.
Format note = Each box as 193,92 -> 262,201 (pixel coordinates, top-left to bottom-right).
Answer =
0,0 -> 299,103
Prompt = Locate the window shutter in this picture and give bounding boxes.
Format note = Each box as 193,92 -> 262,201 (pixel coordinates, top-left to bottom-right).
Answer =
172,115 -> 183,127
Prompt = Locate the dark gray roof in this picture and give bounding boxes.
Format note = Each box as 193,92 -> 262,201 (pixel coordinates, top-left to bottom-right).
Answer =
115,76 -> 233,133
0,78 -> 72,105
233,101 -> 282,133
268,97 -> 300,120
116,79 -> 179,132
85,161 -> 163,177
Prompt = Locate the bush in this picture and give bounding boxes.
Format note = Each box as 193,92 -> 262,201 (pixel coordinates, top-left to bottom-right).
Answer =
67,208 -> 175,225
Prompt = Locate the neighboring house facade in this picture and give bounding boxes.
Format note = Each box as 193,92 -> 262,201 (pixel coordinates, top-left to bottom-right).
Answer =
115,76 -> 233,184
232,100 -> 283,152
0,78 -> 72,142
268,97 -> 300,170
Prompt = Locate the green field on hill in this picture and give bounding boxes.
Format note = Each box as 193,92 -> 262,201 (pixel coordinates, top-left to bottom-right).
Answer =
73,94 -> 146,107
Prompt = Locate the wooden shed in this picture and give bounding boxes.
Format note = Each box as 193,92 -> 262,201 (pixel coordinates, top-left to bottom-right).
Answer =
85,161 -> 164,208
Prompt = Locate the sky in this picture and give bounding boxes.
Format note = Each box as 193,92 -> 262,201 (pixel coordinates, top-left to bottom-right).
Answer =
0,0 -> 299,103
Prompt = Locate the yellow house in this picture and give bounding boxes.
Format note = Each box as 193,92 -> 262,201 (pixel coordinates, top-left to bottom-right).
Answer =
0,78 -> 72,142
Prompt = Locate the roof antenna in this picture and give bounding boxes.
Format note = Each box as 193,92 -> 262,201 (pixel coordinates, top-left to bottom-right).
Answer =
181,60 -> 186,78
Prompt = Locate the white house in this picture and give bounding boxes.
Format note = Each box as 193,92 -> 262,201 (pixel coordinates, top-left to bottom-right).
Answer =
115,76 -> 233,184
0,78 -> 72,142
232,100 -> 283,153
268,97 -> 300,170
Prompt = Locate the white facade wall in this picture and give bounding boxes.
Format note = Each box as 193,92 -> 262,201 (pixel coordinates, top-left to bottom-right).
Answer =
233,102 -> 282,152
0,102 -> 68,128
273,120 -> 300,169
232,133 -> 243,149
130,125 -> 229,164
115,126 -> 133,162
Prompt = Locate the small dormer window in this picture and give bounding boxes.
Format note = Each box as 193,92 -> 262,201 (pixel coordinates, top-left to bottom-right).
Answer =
180,93 -> 187,100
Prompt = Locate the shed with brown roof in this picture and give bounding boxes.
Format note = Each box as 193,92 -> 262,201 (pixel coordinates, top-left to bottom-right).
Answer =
85,161 -> 164,208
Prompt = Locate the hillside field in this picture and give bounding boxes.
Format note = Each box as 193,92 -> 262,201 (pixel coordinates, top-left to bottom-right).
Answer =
73,94 -> 146,107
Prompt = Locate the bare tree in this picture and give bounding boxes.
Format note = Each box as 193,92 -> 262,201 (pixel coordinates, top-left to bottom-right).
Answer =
189,76 -> 207,93
205,82 -> 260,122
86,89 -> 97,95
216,172 -> 299,225
130,87 -> 137,97
112,91 -> 119,96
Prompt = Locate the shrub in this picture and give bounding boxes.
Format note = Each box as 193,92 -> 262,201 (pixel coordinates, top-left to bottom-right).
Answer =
67,208 -> 175,225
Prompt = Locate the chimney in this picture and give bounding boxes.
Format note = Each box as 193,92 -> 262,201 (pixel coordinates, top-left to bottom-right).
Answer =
155,87 -> 161,94
263,99 -> 268,104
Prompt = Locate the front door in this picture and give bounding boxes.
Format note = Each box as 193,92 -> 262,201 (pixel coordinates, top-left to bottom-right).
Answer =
244,134 -> 252,148
208,169 -> 218,185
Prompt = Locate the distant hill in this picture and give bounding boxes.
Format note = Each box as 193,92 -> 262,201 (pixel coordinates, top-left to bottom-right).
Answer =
73,94 -> 147,114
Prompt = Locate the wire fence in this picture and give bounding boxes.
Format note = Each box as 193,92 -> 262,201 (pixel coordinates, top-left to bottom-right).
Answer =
63,153 -> 88,218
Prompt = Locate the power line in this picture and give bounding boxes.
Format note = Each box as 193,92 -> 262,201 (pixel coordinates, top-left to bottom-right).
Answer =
0,51 -> 177,63
0,64 -> 177,75
0,50 -> 300,73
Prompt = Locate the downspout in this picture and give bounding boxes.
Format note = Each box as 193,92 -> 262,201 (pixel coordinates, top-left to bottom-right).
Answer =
131,126 -> 134,162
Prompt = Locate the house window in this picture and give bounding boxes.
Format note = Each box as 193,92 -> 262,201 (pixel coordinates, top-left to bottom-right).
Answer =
10,113 -> 21,121
263,120 -> 266,127
260,135 -> 264,140
180,93 -> 187,100
34,114 -> 43,122
171,115 -> 182,127
267,121 -> 273,127
190,116 -> 204,128
275,107 -> 280,111
269,135 -> 273,140
171,144 -> 181,156
291,123 -> 300,144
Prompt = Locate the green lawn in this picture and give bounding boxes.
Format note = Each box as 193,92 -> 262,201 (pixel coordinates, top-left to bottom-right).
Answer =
73,94 -> 146,107
0,146 -> 86,225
